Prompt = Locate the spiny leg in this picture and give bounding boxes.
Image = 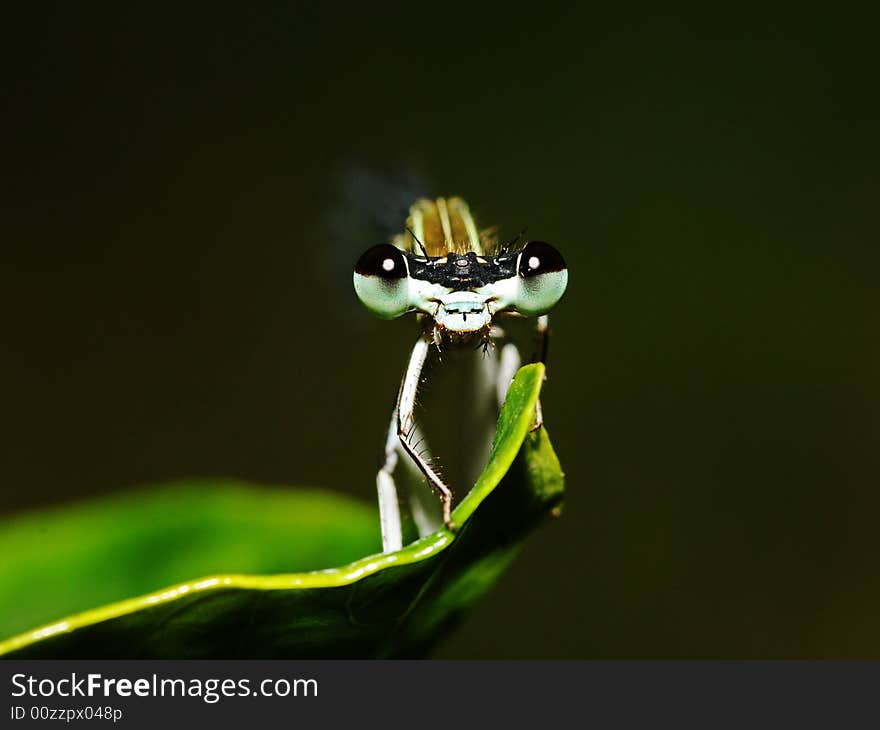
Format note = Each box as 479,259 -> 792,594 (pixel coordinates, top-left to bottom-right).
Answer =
376,402 -> 439,552
377,337 -> 457,553
377,336 -> 434,551
399,419 -> 441,538
396,337 -> 456,531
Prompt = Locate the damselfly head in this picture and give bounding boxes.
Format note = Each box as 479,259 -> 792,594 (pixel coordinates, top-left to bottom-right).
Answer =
353,198 -> 568,336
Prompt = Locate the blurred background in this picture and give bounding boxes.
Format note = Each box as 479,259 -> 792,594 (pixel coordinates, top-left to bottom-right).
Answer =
2,4 -> 878,657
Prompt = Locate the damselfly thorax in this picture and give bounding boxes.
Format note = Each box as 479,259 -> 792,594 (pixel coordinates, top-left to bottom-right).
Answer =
353,197 -> 568,552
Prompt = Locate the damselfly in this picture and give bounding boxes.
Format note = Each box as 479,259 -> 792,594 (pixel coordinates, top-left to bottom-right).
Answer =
353,197 -> 568,553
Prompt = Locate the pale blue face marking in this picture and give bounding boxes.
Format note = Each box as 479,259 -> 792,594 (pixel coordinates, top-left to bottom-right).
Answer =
433,291 -> 493,333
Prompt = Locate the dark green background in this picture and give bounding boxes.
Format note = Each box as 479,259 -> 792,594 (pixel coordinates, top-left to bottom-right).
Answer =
2,5 -> 878,657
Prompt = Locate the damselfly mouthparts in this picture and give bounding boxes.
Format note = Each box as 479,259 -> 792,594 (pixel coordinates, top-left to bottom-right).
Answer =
353,197 -> 568,552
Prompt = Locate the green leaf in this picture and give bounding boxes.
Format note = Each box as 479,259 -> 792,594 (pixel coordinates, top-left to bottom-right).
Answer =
0,363 -> 563,658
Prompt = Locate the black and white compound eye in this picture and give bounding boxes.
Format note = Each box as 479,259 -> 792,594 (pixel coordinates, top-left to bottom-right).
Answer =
518,241 -> 567,278
514,241 -> 568,315
353,244 -> 411,318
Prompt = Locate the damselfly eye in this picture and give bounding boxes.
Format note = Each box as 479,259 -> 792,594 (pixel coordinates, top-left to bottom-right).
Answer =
518,241 -> 566,278
513,241 -> 568,315
353,244 -> 411,319
356,244 -> 407,279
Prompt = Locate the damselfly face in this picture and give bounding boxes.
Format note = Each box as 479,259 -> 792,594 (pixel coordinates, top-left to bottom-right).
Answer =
353,197 -> 568,343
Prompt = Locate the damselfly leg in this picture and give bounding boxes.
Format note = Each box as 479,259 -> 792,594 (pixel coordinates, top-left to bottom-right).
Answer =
377,336 -> 453,553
